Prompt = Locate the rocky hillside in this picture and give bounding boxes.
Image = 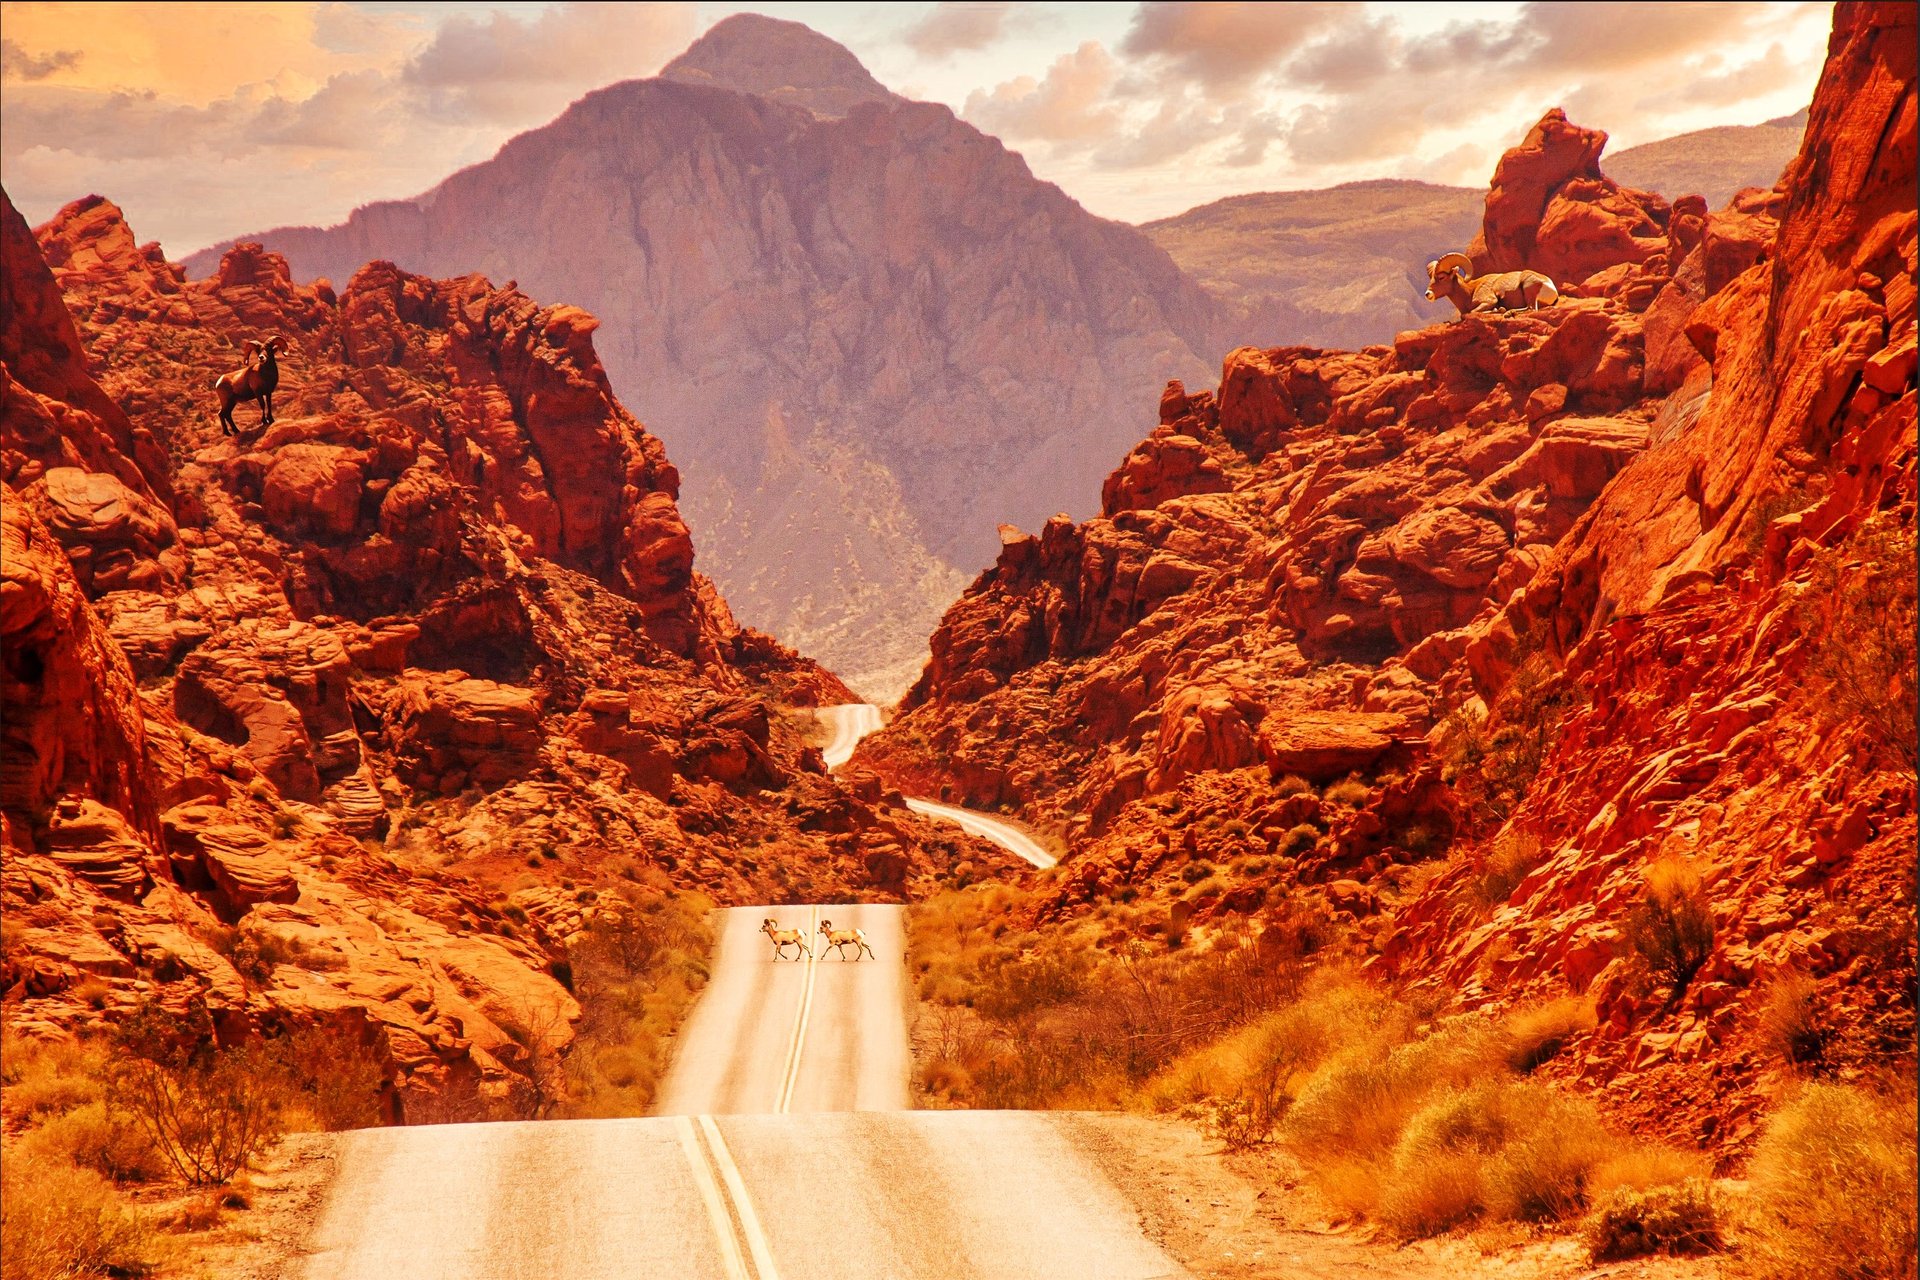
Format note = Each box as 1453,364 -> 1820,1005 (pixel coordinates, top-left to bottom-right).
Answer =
1,188 -> 1012,1112
181,14 -> 1226,699
860,0 -> 1915,1157
1607,110 -> 1808,210
1145,112 -> 1806,354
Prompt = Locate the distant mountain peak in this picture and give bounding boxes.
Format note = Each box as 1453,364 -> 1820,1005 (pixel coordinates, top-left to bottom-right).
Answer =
660,13 -> 893,118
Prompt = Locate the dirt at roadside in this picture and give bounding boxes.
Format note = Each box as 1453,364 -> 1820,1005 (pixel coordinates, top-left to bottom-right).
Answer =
1057,1112 -> 1723,1280
153,1132 -> 341,1280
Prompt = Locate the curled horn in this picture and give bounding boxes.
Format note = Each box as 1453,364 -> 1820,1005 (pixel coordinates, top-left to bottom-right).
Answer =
1432,251 -> 1474,279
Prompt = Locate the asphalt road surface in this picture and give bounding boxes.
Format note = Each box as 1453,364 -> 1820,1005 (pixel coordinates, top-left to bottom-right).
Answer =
655,904 -> 912,1116
300,1110 -> 1186,1279
903,796 -> 1058,869
299,900 -> 1185,1279
816,702 -> 884,769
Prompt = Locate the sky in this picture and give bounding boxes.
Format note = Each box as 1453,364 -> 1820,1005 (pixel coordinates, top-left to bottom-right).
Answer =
0,2 -> 1832,256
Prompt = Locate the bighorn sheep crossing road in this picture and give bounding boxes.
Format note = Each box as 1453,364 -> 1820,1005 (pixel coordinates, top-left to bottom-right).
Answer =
1424,252 -> 1559,318
817,919 -> 875,961
760,917 -> 812,961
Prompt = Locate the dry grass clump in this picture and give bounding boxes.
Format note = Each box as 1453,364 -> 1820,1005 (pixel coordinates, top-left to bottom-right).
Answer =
1737,1082 -> 1918,1280
1323,777 -> 1371,808
0,1152 -> 158,1280
1584,1179 -> 1723,1261
560,885 -> 714,1118
1753,970 -> 1827,1070
1466,830 -> 1548,911
1504,995 -> 1595,1073
0,1027 -> 106,1120
910,884 -> 1322,1112
1620,855 -> 1715,1002
19,1100 -> 168,1183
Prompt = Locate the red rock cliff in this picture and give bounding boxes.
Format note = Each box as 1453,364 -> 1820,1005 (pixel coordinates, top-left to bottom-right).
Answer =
861,0 -> 1916,1156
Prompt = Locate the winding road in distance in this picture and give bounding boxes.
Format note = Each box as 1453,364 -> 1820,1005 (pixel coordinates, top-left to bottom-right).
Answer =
290,706 -> 1190,1279
815,703 -> 1059,869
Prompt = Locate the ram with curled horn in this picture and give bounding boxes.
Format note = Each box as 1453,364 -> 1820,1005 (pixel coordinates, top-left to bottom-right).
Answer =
1423,252 -> 1560,319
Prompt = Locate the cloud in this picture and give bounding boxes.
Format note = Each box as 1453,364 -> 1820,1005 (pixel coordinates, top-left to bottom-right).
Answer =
1121,1 -> 1352,90
963,41 -> 1119,144
903,2 -> 1014,58
1,36 -> 79,80
0,2 -> 697,252
403,2 -> 696,123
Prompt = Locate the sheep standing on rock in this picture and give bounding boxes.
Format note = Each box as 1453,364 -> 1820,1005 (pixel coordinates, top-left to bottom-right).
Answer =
214,335 -> 283,436
1424,252 -> 1559,318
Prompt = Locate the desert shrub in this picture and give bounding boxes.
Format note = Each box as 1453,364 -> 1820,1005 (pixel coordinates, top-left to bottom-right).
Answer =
1738,1082 -> 1918,1280
1620,856 -> 1715,1001
114,1042 -> 287,1186
1587,1144 -> 1711,1201
1276,823 -> 1319,856
1504,995 -> 1596,1073
1584,1179 -> 1723,1261
1323,778 -> 1371,807
1754,970 -> 1827,1070
560,886 -> 714,1118
0,1153 -> 156,1279
1799,522 -> 1918,769
1439,649 -> 1585,834
20,1100 -> 167,1183
1285,1021 -> 1509,1172
1467,830 -> 1547,910
1378,1083 -> 1516,1234
0,1030 -> 105,1121
270,1022 -> 386,1131
1273,774 -> 1313,798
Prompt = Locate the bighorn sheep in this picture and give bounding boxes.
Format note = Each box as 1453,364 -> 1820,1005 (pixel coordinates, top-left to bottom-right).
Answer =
1424,252 -> 1559,318
214,336 -> 283,435
817,919 -> 874,961
761,917 -> 813,961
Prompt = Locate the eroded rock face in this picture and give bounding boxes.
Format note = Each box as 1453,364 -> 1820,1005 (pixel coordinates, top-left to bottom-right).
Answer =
1,187 -> 1015,1110
178,15 -> 1227,697
861,5 -> 1915,1158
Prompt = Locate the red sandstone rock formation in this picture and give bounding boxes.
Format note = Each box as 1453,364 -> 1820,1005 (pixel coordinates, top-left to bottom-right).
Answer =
1,189 -> 1012,1108
860,1 -> 1915,1156
180,15 -> 1227,698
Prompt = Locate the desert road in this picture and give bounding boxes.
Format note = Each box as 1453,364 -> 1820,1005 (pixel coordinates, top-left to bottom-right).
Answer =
296,900 -> 1187,1279
655,904 -> 912,1115
817,704 -> 1059,869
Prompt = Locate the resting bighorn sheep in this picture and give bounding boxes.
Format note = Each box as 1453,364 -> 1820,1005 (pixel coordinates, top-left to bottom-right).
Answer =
761,917 -> 813,961
1424,252 -> 1559,318
214,336 -> 283,435
817,919 -> 874,961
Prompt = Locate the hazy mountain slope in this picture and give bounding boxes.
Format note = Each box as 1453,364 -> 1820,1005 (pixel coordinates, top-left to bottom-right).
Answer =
1145,112 -> 1808,356
1142,179 -> 1483,351
1606,109 -> 1808,208
181,15 -> 1225,699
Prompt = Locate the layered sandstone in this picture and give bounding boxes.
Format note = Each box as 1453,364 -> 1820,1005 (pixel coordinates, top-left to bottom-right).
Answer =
861,1 -> 1915,1156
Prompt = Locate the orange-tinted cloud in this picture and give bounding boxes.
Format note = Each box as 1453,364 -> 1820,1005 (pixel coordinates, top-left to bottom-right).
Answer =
0,2 -> 694,253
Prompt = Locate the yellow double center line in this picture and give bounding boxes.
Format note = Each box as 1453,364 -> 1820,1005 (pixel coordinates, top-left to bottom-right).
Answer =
677,1114 -> 781,1280
776,906 -> 820,1114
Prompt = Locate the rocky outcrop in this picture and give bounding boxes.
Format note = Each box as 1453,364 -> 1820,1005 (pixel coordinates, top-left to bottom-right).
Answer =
862,2 -> 1915,1158
3,188 -> 1015,1110
181,15 -> 1225,697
